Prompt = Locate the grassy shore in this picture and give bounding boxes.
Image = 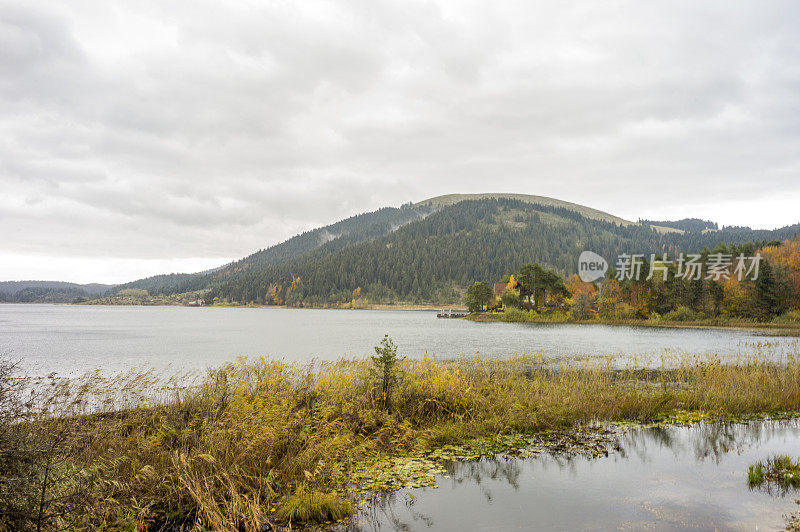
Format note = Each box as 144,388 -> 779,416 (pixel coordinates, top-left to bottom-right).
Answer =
3,351 -> 800,531
467,310 -> 800,335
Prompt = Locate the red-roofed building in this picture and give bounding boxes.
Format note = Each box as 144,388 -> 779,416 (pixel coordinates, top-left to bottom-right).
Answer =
493,282 -> 508,297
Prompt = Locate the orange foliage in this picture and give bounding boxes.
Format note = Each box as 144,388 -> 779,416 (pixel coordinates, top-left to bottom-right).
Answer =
762,237 -> 800,310
565,274 -> 597,298
265,283 -> 283,305
762,238 -> 800,272
599,279 -> 624,306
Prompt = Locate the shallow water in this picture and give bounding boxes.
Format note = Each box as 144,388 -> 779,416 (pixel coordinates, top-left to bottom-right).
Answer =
1,304 -> 797,376
345,421 -> 800,531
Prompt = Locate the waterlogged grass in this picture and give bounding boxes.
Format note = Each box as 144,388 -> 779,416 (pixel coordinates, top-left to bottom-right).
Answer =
749,462 -> 766,485
4,352 -> 800,530
748,456 -> 800,491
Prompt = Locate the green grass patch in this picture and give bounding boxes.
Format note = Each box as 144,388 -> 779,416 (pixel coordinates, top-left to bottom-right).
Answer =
748,456 -> 800,490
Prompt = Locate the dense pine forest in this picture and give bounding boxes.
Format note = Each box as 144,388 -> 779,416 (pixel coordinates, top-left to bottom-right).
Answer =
111,204 -> 434,296
201,197 -> 799,307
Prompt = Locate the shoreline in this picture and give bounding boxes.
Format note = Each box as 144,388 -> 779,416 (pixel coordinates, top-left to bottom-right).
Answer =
466,312 -> 800,336
2,300 -> 467,311
5,302 -> 798,334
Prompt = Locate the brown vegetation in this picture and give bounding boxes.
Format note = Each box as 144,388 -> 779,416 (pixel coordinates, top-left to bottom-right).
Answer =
2,349 -> 800,530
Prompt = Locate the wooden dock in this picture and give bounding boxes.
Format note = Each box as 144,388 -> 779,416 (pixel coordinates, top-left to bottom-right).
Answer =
437,309 -> 467,318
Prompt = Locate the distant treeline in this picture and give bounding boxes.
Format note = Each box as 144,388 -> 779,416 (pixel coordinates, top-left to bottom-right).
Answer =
0,281 -> 111,303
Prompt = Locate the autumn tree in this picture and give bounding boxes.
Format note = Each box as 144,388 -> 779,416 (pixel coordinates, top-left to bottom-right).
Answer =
597,278 -> 623,318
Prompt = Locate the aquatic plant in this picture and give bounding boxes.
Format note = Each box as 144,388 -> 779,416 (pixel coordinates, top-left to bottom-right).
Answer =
748,456 -> 800,491
748,463 -> 766,486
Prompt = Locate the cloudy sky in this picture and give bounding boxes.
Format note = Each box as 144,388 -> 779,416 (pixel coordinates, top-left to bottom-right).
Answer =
2,1 -> 800,284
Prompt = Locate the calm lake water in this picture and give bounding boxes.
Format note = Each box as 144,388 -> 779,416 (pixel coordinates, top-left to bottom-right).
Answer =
1,304 -> 798,376
345,420 -> 800,532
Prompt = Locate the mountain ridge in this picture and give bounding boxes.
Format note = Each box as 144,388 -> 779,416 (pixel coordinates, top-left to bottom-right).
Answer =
5,194 -> 799,306
206,196 -> 800,306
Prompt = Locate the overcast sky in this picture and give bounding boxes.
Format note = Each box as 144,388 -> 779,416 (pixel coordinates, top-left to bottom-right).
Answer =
2,1 -> 800,284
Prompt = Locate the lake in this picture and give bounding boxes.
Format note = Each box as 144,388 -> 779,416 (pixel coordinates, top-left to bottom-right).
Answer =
343,420 -> 800,531
1,304 -> 798,376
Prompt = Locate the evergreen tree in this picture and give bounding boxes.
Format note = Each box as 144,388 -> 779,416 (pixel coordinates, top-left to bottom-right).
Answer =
464,282 -> 494,312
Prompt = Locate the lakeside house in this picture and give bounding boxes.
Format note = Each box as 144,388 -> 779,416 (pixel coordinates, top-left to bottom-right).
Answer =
494,282 -> 508,297
187,299 -> 204,306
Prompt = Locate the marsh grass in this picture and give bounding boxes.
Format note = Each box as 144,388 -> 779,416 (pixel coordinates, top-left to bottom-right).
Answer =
748,463 -> 766,485
277,485 -> 350,523
3,351 -> 800,530
748,456 -> 800,492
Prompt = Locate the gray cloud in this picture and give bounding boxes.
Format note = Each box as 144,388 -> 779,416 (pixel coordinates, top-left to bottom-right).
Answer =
1,0 -> 800,283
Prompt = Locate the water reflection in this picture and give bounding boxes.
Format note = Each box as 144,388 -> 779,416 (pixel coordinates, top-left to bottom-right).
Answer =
342,420 -> 800,531
443,459 -> 524,501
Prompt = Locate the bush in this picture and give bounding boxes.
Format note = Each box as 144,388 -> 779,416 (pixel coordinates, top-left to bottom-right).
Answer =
663,306 -> 699,322
774,310 -> 800,324
610,303 -> 637,320
0,361 -> 99,531
502,308 -> 535,322
117,288 -> 149,298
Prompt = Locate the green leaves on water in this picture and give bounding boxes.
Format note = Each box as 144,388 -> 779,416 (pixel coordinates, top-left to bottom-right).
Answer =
352,457 -> 445,491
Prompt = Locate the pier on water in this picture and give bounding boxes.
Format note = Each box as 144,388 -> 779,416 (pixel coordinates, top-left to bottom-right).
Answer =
437,309 -> 467,318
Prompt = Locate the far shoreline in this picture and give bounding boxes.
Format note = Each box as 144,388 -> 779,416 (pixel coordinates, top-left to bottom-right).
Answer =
467,311 -> 800,336
1,301 -> 467,312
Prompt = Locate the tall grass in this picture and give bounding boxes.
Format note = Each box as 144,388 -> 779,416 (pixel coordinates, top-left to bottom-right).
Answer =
2,351 -> 800,530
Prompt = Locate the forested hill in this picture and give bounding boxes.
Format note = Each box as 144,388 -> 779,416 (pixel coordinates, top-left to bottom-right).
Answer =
10,196 -> 799,306
0,281 -> 112,303
205,198 -> 800,306
113,204 -> 435,295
